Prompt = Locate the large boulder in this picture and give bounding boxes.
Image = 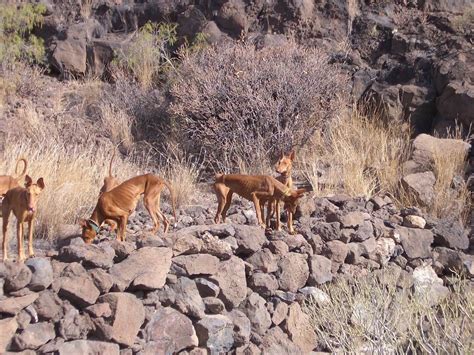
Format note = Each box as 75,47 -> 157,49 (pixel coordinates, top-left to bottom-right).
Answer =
144,307 -> 198,353
233,225 -> 267,256
0,293 -> 38,315
13,322 -> 55,350
432,219 -> 469,250
401,171 -> 436,206
25,258 -> 53,291
261,326 -> 303,354
172,254 -> 220,276
195,315 -> 234,353
239,292 -> 271,335
246,249 -> 278,273
308,255 -> 333,285
58,275 -> 100,307
437,82 -> 474,128
168,277 -> 205,319
410,134 -> 470,171
2,261 -> 32,292
0,317 -> 18,352
109,247 -> 172,291
97,292 -> 145,347
398,227 -> 434,259
215,0 -> 248,37
57,340 -> 119,355
33,290 -> 63,321
210,256 -> 247,308
278,252 -> 309,292
285,303 -> 318,353
58,243 -> 115,269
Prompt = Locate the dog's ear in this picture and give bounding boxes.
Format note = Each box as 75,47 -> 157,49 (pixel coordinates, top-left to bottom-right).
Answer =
36,178 -> 45,190
79,219 -> 88,228
289,150 -> 296,160
25,175 -> 33,187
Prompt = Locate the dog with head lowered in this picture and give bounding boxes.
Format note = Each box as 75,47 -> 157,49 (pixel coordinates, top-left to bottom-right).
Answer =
80,174 -> 176,244
213,173 -> 307,232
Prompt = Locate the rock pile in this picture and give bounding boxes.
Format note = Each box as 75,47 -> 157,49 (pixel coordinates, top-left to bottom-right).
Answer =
0,194 -> 472,353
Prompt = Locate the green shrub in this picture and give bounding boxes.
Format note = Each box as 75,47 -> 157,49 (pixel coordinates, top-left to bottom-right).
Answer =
114,22 -> 177,89
0,3 -> 46,68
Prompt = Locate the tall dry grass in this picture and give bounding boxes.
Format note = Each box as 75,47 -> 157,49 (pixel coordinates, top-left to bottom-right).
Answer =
99,102 -> 135,152
300,108 -> 411,198
156,142 -> 202,209
304,271 -> 474,353
0,140 -> 144,239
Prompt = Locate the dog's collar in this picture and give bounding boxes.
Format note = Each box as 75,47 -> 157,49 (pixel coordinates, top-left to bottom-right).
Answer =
87,219 -> 100,233
283,187 -> 291,197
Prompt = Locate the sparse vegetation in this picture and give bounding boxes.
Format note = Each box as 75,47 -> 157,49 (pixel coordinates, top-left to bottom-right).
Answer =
170,41 -> 349,173
304,271 -> 474,353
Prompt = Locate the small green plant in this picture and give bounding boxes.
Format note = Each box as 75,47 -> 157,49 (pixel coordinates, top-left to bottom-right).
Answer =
115,22 -> 178,89
0,3 -> 46,68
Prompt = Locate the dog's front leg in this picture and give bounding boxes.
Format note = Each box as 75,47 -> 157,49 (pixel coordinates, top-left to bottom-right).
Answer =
287,210 -> 295,234
119,215 -> 128,242
27,218 -> 35,258
17,221 -> 25,262
275,200 -> 282,231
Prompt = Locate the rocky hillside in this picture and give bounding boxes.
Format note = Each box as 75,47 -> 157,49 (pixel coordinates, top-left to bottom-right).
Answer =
37,0 -> 474,135
0,189 -> 473,353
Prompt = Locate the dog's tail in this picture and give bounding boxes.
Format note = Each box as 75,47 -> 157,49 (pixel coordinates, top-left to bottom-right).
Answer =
14,158 -> 28,182
108,150 -> 116,177
163,179 -> 177,224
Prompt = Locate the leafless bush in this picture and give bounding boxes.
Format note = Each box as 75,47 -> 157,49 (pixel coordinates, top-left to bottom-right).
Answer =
99,102 -> 135,152
169,41 -> 349,173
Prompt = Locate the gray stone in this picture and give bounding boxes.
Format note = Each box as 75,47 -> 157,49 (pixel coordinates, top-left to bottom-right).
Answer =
25,258 -> 53,291
109,247 -> 172,291
58,275 -> 100,307
261,326 -> 302,354
0,317 -> 18,353
58,243 -> 115,269
239,292 -> 271,335
13,322 -> 55,350
249,273 -> 279,297
97,292 -> 145,347
311,222 -> 341,241
169,277 -> 205,319
59,307 -> 94,340
246,249 -> 278,273
33,290 -> 63,321
278,252 -> 309,292
0,293 -> 38,315
286,303 -> 318,353
195,278 -> 220,298
402,172 -> 436,206
3,261 -> 32,292
57,340 -> 119,355
308,255 -> 333,285
210,256 -> 247,308
195,315 -> 234,353
228,309 -> 251,347
172,254 -> 220,276
144,307 -> 198,353
398,227 -> 434,259
234,225 -> 267,256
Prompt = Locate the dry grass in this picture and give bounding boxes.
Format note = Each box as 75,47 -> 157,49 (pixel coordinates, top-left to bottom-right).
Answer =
300,108 -> 411,198
99,102 -> 135,152
304,271 -> 474,353
0,140 -> 144,239
80,0 -> 93,19
430,128 -> 471,220
157,142 -> 202,209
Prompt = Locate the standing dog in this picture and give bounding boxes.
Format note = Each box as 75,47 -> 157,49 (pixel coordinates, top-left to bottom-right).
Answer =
0,158 -> 28,196
2,175 -> 45,261
214,174 -> 306,232
80,174 -> 176,244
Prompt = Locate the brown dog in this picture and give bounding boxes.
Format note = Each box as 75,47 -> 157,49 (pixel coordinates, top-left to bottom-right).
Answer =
0,158 -> 28,196
214,174 -> 306,231
80,174 -> 177,244
264,151 -> 296,232
2,175 -> 45,261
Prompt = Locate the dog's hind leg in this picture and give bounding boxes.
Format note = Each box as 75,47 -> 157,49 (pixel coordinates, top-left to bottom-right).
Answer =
2,206 -> 11,260
214,184 -> 229,224
221,190 -> 234,223
144,193 -> 160,233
